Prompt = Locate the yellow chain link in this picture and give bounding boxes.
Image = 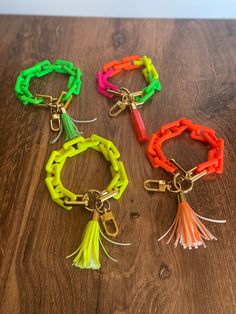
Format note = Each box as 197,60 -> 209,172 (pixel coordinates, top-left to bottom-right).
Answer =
45,135 -> 129,210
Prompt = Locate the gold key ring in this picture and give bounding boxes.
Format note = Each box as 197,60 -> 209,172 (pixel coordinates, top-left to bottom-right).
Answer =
83,189 -> 103,212
173,172 -> 194,194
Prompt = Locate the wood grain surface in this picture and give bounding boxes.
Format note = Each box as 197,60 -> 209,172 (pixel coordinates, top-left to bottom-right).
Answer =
0,15 -> 235,314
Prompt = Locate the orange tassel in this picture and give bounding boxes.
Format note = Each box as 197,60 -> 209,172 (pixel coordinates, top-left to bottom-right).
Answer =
158,193 -> 226,249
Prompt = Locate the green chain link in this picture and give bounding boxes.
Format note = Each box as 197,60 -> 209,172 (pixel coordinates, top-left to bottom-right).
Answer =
133,56 -> 161,103
15,59 -> 82,106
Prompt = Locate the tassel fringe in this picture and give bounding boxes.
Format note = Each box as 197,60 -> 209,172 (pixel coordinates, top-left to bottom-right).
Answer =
49,109 -> 97,144
61,108 -> 81,141
66,212 -> 131,269
66,218 -> 101,269
158,193 -> 226,249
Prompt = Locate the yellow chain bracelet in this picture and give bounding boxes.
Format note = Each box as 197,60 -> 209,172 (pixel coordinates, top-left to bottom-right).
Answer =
45,134 -> 130,269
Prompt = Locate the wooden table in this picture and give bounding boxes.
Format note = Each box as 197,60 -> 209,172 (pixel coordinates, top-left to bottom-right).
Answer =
0,15 -> 235,314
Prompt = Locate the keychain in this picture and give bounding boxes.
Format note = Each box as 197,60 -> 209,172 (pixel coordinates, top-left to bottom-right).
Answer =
15,59 -> 96,144
144,118 -> 226,249
97,55 -> 161,143
45,134 -> 130,269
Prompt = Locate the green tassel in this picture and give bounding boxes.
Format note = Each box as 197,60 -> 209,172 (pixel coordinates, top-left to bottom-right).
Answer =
61,108 -> 80,142
66,212 -> 101,269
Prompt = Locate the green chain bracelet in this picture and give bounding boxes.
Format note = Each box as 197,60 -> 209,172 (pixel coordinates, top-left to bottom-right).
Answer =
15,59 -> 83,143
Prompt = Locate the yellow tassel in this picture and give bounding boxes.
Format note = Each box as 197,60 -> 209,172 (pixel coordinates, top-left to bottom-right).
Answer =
67,210 -> 131,269
66,211 -> 101,269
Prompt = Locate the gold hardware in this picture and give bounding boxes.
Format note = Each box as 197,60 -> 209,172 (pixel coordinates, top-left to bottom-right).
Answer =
48,92 -> 68,132
50,113 -> 61,131
35,94 -> 54,100
64,194 -> 89,206
170,159 -> 189,176
173,172 -> 194,194
144,179 -> 167,192
107,87 -> 142,98
144,179 -> 182,193
147,159 -> 206,194
34,91 -> 73,109
83,189 -> 102,212
64,188 -> 121,237
130,102 -> 137,110
65,189 -> 120,237
64,95 -> 73,110
107,89 -> 123,97
107,87 -> 143,117
190,170 -> 207,182
177,192 -> 185,203
34,94 -> 56,108
129,91 -> 143,98
92,210 -> 100,221
144,159 -> 206,194
170,159 -> 207,184
98,189 -> 119,202
64,189 -> 120,210
100,210 -> 119,237
109,101 -> 127,117
97,200 -> 119,237
35,91 -> 74,131
167,181 -> 182,193
55,91 -> 66,105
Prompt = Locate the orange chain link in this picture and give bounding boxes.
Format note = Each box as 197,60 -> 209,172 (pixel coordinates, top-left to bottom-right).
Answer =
146,118 -> 224,175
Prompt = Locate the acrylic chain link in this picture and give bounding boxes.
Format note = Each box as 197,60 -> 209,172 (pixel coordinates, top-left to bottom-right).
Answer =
97,55 -> 161,103
45,134 -> 129,210
15,59 -> 82,106
146,118 -> 224,175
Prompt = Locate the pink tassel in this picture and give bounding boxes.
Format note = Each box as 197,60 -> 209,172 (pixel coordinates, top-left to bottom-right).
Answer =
158,193 -> 226,249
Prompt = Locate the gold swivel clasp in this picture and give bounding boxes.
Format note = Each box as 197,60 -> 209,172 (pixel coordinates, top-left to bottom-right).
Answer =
144,159 -> 208,195
107,87 -> 143,117
34,91 -> 74,132
50,110 -> 61,132
97,200 -> 119,237
144,179 -> 167,192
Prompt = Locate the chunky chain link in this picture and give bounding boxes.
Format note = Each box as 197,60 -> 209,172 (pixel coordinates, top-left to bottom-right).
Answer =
15,59 -> 82,106
45,134 -> 129,210
97,55 -> 161,103
146,118 -> 224,175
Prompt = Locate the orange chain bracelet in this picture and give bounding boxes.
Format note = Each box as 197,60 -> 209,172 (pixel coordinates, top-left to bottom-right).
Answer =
144,118 -> 225,249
